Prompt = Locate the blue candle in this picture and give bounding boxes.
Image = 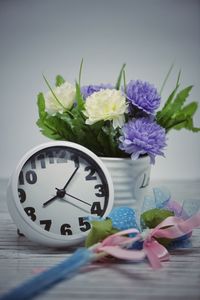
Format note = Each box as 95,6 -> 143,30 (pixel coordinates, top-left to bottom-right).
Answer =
0,248 -> 93,300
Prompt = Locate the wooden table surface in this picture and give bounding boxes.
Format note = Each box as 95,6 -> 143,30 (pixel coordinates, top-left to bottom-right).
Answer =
0,178 -> 200,300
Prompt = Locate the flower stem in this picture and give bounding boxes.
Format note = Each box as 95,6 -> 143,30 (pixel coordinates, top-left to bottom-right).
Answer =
123,69 -> 126,94
159,63 -> 174,95
79,58 -> 84,86
43,74 -> 74,117
43,74 -> 66,110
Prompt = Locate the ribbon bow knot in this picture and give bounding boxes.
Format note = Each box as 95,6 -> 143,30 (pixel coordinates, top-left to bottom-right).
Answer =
141,228 -> 152,241
94,212 -> 200,269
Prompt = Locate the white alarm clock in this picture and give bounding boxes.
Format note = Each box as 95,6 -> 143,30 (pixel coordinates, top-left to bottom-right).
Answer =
7,141 -> 114,247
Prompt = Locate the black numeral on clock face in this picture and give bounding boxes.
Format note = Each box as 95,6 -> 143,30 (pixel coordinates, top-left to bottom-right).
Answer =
46,150 -> 54,164
30,155 -> 46,169
79,217 -> 91,232
19,171 -> 24,185
37,154 -> 46,169
26,171 -> 37,184
60,224 -> 72,235
30,158 -> 36,169
91,202 -> 103,216
18,146 -> 109,238
71,154 -> 79,168
28,148 -> 70,171
56,150 -> 67,163
40,220 -> 52,231
85,166 -> 97,180
24,207 -> 36,221
19,170 -> 37,185
95,184 -> 105,197
18,188 -> 26,203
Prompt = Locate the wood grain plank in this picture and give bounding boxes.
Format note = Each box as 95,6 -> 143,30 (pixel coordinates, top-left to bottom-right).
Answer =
0,179 -> 200,300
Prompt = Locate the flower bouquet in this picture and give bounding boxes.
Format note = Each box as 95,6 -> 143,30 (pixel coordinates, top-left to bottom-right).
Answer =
36,61 -> 199,165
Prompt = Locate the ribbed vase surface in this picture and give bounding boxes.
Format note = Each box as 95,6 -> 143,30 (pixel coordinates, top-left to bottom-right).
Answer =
101,156 -> 151,213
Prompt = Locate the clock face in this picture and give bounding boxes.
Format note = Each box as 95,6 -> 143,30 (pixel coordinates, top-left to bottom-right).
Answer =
16,145 -> 112,239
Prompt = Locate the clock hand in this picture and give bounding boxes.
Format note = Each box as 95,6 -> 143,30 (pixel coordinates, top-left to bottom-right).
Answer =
62,166 -> 79,190
43,195 -> 59,207
56,188 -> 91,207
60,198 -> 91,214
43,166 -> 80,208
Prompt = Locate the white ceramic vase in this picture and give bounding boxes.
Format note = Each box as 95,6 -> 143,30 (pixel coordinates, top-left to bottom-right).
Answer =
100,156 -> 151,214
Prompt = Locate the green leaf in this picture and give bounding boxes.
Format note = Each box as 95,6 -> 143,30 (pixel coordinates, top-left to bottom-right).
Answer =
58,108 -> 105,155
157,85 -> 193,127
140,208 -> 174,230
115,63 -> 126,90
184,118 -> 200,132
85,219 -> 118,248
36,94 -> 76,140
39,116 -> 70,140
36,118 -> 62,140
102,126 -> 121,156
75,81 -> 85,109
36,121 -> 62,139
123,69 -> 126,94
181,101 -> 198,117
55,75 -> 65,87
171,85 -> 193,113
157,84 -> 180,118
37,93 -> 47,119
97,130 -> 111,156
165,102 -> 199,132
140,208 -> 175,246
157,70 -> 181,122
72,121 -> 104,155
173,117 -> 200,132
96,125 -> 127,158
164,114 -> 189,132
78,58 -> 84,86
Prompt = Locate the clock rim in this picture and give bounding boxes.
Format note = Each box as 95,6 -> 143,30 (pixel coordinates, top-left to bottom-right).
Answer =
7,141 -> 114,247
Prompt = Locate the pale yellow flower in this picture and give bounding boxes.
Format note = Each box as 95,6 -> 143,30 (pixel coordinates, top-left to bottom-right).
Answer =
44,81 -> 76,115
84,89 -> 127,128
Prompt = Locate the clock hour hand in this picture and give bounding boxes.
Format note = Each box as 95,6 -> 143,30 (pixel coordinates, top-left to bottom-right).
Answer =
43,195 -> 58,207
43,166 -> 79,208
43,188 -> 69,207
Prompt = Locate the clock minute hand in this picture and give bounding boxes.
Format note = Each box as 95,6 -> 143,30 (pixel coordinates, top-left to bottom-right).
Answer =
43,166 -> 79,208
62,166 -> 79,190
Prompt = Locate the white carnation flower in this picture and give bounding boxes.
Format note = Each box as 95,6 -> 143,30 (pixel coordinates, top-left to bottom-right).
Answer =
44,81 -> 76,115
84,89 -> 127,129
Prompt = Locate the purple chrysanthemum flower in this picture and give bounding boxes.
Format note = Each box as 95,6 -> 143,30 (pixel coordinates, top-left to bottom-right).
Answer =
126,80 -> 161,114
81,84 -> 113,99
119,118 -> 166,164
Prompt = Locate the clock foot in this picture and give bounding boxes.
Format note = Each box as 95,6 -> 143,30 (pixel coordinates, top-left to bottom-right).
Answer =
17,229 -> 25,237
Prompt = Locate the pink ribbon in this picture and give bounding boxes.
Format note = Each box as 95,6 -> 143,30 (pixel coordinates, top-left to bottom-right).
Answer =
95,212 -> 200,269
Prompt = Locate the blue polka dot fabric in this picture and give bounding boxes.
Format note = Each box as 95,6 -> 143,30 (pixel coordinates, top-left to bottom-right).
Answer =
141,187 -> 172,213
153,187 -> 171,209
182,199 -> 200,218
108,206 -> 139,231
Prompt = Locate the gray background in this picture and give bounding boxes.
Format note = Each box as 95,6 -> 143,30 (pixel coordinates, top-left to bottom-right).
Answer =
0,0 -> 200,180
